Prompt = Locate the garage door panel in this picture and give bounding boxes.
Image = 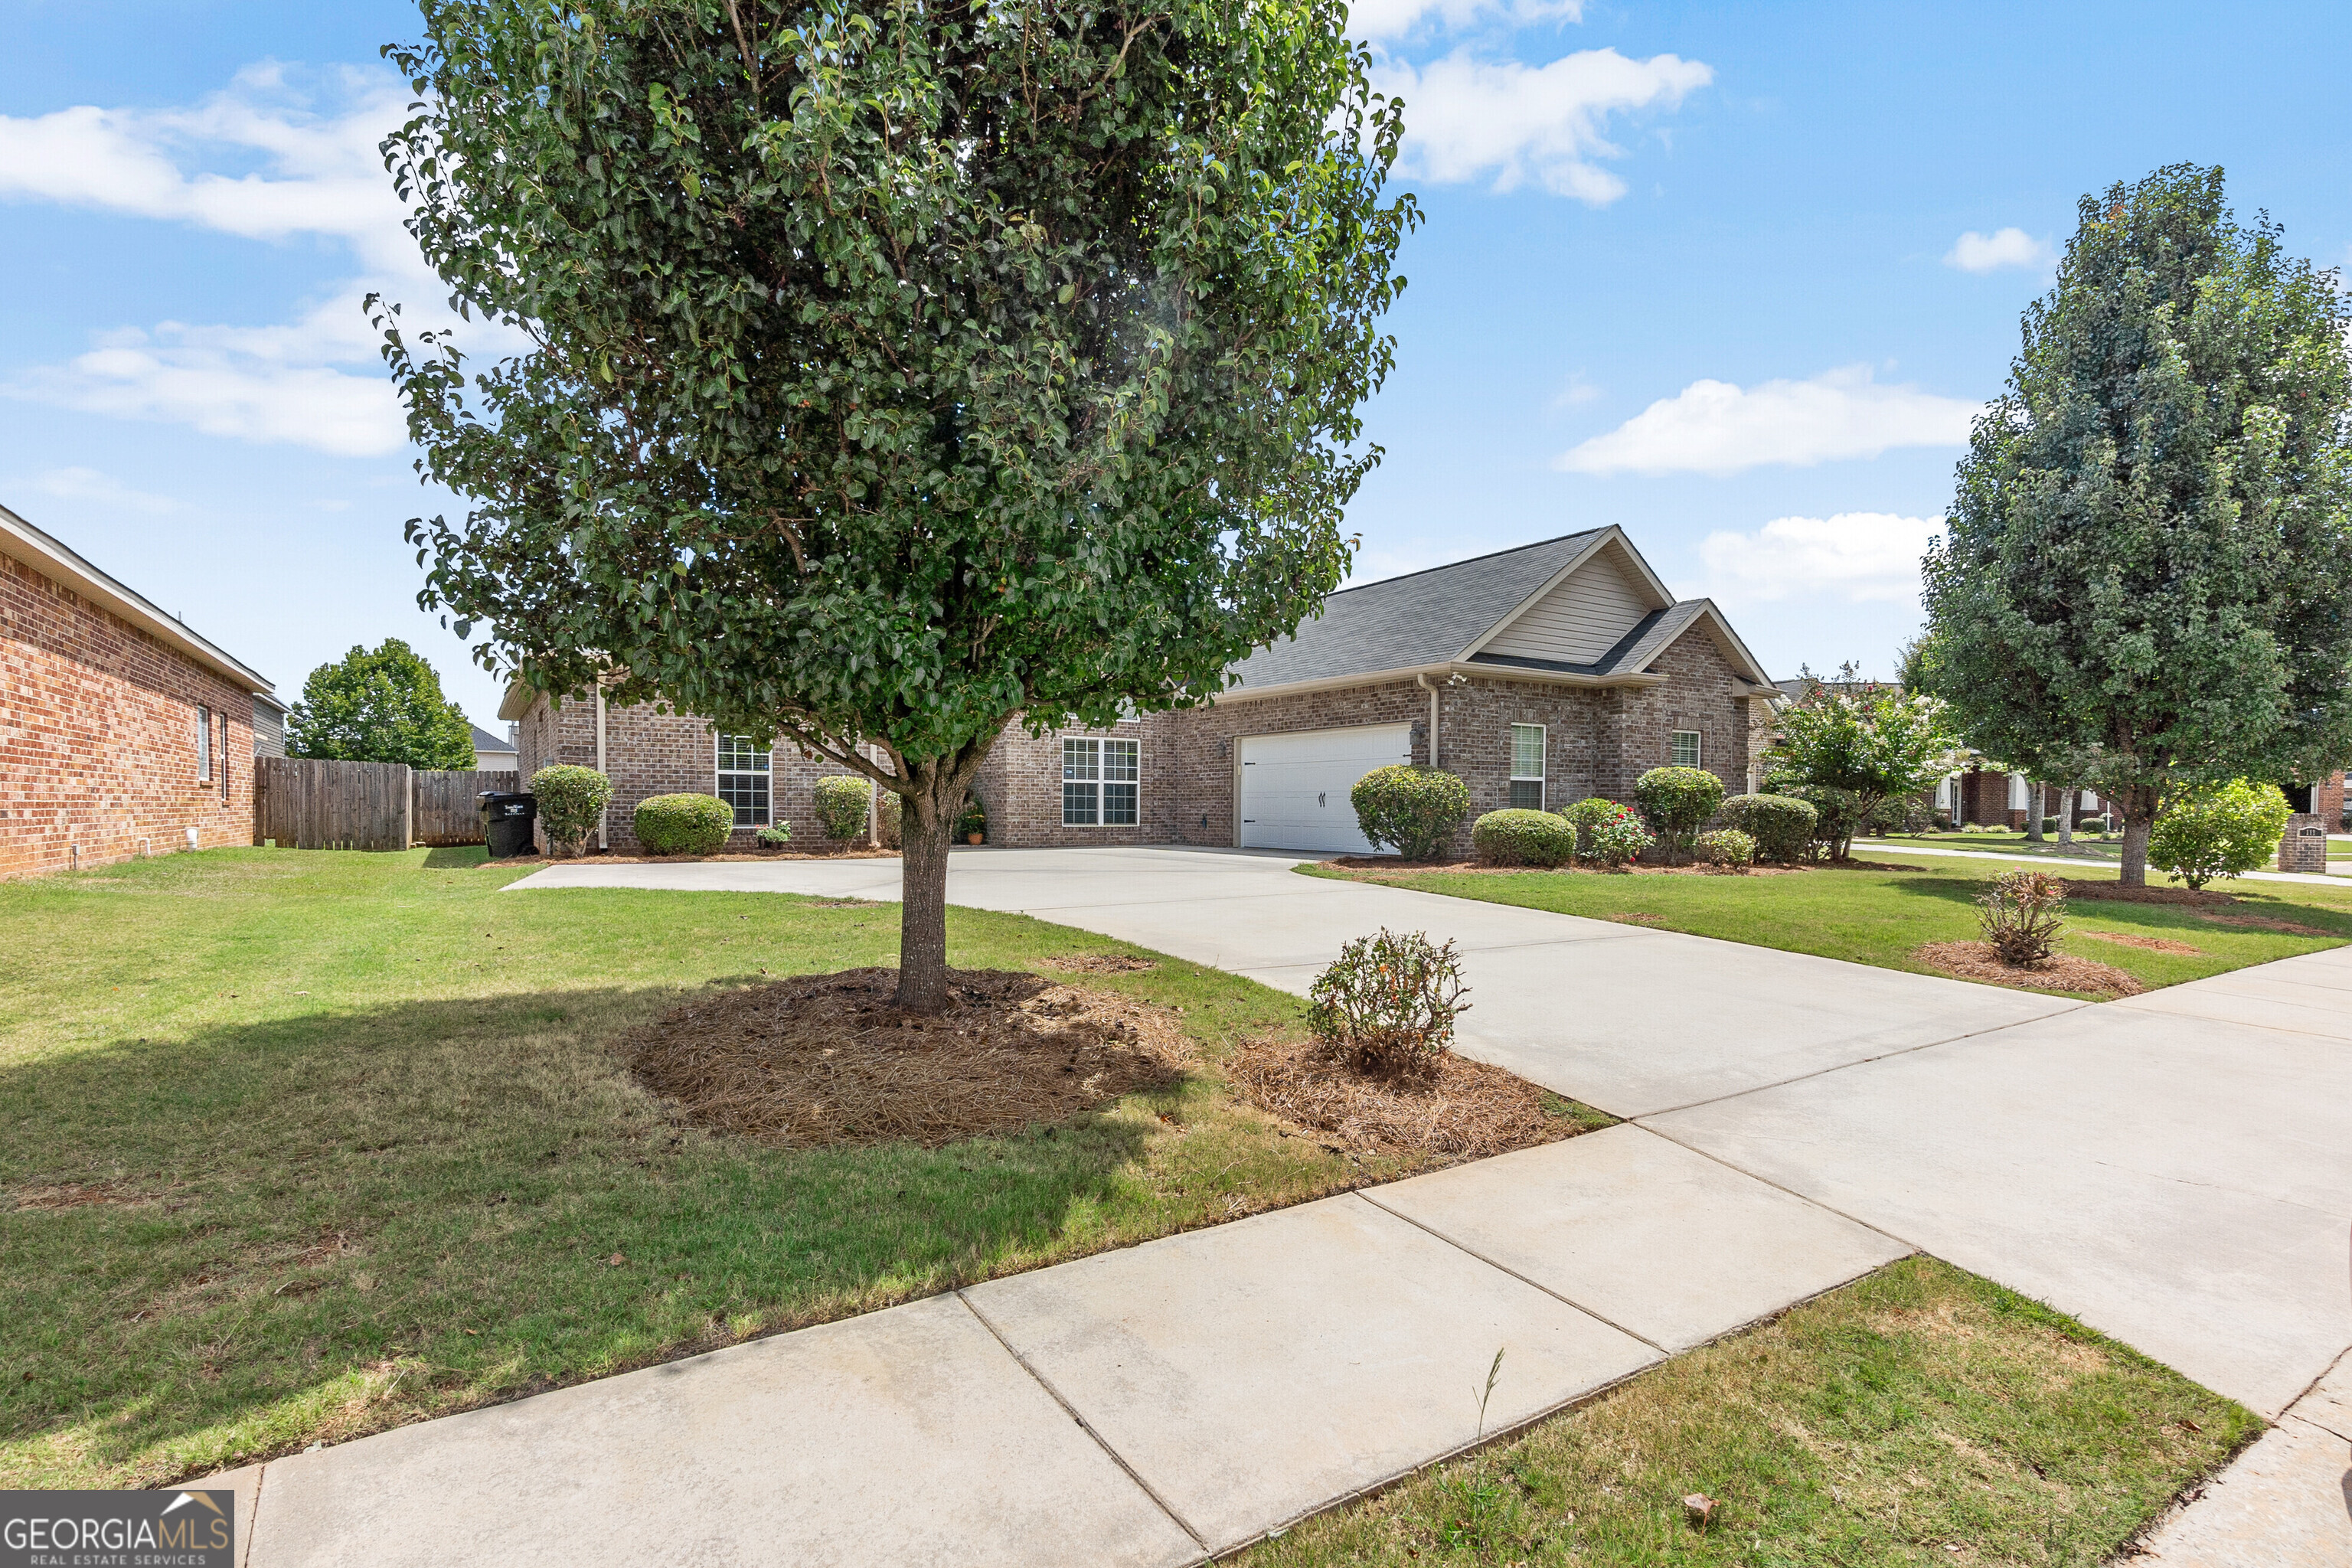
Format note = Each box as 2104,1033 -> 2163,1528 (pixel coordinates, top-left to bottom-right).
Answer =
1239,724 -> 1413,854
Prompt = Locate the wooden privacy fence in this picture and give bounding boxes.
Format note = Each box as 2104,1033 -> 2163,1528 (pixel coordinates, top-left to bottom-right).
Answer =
254,758 -> 413,851
254,761 -> 522,851
413,769 -> 521,847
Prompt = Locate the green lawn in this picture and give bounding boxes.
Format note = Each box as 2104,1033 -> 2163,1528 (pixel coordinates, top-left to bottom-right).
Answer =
1307,855 -> 2352,995
0,847 -> 1407,1491
1240,1256 -> 2257,1567
1867,830 -> 2129,863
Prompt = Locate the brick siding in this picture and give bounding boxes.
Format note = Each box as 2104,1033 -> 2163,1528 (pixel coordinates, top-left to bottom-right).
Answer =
513,624 -> 1754,854
511,691 -> 874,853
1,550 -> 254,880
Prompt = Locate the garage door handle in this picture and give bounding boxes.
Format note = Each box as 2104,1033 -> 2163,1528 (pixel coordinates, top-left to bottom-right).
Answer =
1318,792 -> 1326,808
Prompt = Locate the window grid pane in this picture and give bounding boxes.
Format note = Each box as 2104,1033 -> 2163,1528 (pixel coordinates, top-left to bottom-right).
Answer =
1509,724 -> 1544,780
1063,781 -> 1099,825
716,733 -> 771,826
1508,779 -> 1544,810
1671,730 -> 1701,768
1063,738 -> 1099,782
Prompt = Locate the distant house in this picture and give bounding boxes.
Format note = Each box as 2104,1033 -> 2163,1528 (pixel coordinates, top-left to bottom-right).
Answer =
505,526 -> 1782,855
1,504 -> 277,878
470,724 -> 518,773
253,692 -> 289,759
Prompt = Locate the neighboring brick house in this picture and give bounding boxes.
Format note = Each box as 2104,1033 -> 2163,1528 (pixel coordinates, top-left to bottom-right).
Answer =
1,504 -> 277,880
502,528 -> 1779,855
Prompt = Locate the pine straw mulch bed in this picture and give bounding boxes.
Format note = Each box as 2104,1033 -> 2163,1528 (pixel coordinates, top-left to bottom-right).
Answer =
622,968 -> 1189,1148
622,964 -> 1587,1164
1225,1035 -> 1593,1160
2077,930 -> 2205,955
1913,941 -> 2145,998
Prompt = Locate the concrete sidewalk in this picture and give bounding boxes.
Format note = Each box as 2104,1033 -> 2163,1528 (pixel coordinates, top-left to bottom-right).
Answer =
267,844 -> 2343,1563
201,1128 -> 1908,1565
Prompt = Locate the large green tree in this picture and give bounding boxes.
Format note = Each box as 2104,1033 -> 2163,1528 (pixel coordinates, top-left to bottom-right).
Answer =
286,639 -> 479,769
1922,165 -> 2352,885
377,0 -> 1413,1008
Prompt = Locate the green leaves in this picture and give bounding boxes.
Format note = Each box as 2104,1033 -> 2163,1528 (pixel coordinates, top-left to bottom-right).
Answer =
1922,164 -> 2352,843
285,639 -> 479,771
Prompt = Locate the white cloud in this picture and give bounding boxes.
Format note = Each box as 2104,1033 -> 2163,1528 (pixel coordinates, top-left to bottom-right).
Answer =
1556,364 -> 1981,476
31,467 -> 180,514
1943,227 -> 2050,273
1697,513 -> 1942,606
0,65 -> 479,457
1351,0 -> 1581,41
1373,48 -> 1712,201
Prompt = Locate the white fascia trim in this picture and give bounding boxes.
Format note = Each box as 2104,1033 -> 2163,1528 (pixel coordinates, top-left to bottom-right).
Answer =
0,504 -> 275,694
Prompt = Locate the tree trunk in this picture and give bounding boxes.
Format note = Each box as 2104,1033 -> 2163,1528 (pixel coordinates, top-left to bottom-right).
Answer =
2023,781 -> 2043,842
2056,788 -> 2075,850
2118,811 -> 2154,887
897,787 -> 954,1011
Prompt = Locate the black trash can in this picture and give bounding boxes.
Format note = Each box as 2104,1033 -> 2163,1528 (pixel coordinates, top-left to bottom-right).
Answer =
479,792 -> 537,858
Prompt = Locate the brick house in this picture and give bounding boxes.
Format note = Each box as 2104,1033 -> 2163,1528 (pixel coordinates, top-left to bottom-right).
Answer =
1,504 -> 277,879
503,527 -> 1780,855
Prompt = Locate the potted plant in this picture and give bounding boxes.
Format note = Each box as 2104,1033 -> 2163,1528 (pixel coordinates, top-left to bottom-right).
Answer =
756,823 -> 793,854
958,794 -> 986,845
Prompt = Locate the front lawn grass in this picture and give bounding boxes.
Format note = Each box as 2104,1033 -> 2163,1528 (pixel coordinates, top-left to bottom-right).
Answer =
1305,856 -> 2352,995
1867,829 -> 2129,863
0,847 -> 1430,1490
1240,1256 -> 2259,1567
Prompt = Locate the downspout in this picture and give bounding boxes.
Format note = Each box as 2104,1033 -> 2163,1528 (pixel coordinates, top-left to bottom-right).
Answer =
595,681 -> 609,851
1415,672 -> 1440,768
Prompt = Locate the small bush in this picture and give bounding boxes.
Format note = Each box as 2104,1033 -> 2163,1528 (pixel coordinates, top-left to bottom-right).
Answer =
1471,808 -> 1576,867
1932,811 -> 1954,831
1351,766 -> 1471,860
812,776 -> 874,841
957,792 -> 986,841
1557,796 -> 1622,859
1720,793 -> 1818,864
1579,801 -> 1655,869
1305,928 -> 1471,1076
530,764 -> 612,858
877,790 -> 903,848
2040,815 -> 2062,835
755,824 -> 793,848
2078,815 -> 2106,832
2150,779 -> 2292,890
1694,828 -> 1756,872
1635,766 -> 1726,861
1977,869 -> 2066,964
1769,780 -> 1862,861
634,793 -> 734,855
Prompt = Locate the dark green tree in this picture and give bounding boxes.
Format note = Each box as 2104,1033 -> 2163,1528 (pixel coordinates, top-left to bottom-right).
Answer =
1922,165 -> 2352,885
286,639 -> 479,769
376,0 -> 1413,1008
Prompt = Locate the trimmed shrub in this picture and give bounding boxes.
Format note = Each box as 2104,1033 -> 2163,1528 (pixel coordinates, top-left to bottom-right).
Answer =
1720,793 -> 1818,864
1471,808 -> 1576,867
1768,780 -> 1863,861
1351,766 -> 1471,861
877,789 -> 903,849
2039,815 -> 2062,835
2150,779 -> 2292,890
2078,815 -> 2107,831
1931,811 -> 1954,831
1306,928 -> 1469,1076
635,793 -> 733,855
1978,869 -> 2066,964
1580,801 -> 1655,869
1557,796 -> 1622,859
1634,766 -> 1726,862
530,764 -> 611,858
1694,828 -> 1756,872
755,824 -> 793,848
812,776 -> 873,841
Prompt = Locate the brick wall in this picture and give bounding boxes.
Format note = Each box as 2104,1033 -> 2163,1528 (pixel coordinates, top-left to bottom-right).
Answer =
510,690 -> 873,852
0,550 -> 255,880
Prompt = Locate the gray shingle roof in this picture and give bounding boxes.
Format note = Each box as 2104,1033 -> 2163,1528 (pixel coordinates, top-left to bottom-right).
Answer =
471,724 -> 514,753
1229,531 -> 1606,689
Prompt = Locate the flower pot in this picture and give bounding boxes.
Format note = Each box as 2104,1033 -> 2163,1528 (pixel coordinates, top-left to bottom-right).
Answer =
967,832 -> 984,845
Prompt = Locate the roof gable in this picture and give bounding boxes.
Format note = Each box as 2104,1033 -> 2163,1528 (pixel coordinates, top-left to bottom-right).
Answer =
1468,534 -> 1671,666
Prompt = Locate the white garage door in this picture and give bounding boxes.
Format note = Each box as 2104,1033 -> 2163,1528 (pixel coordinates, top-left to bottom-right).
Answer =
1239,724 -> 1414,853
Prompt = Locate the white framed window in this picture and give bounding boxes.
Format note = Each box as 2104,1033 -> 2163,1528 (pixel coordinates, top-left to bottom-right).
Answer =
2008,772 -> 2030,811
196,704 -> 213,782
716,733 -> 771,826
1063,737 -> 1139,826
1935,775 -> 1957,811
1508,724 -> 1545,810
1670,730 -> 1702,768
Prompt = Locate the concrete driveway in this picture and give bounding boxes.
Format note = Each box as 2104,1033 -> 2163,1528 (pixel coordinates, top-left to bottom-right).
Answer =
511,844 -> 2352,1421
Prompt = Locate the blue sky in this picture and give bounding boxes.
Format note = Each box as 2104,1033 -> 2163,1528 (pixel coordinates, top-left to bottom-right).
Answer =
4,1 -> 2347,730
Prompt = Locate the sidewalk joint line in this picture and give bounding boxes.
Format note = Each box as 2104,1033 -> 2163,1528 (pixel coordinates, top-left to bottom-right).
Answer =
952,1289 -> 1211,1559
1345,1191 -> 1668,1356
1627,1127 -> 1925,1256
